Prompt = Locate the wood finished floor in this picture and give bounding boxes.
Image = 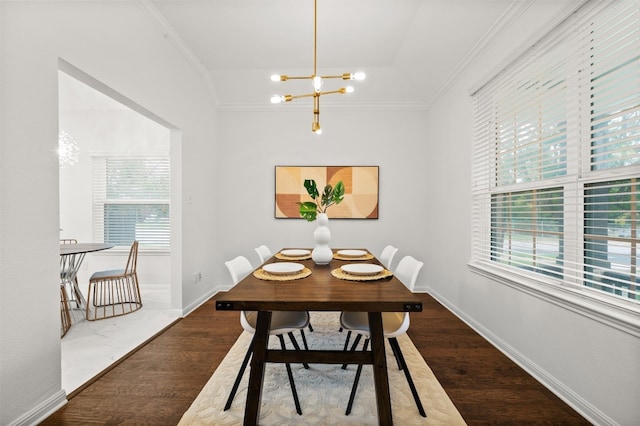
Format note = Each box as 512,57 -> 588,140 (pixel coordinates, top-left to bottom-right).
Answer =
43,293 -> 590,425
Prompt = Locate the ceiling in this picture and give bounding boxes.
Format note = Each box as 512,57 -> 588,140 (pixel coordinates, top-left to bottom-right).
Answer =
60,1 -> 580,112
143,0 -> 526,109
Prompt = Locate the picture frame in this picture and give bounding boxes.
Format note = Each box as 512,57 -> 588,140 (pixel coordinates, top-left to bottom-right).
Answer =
275,166 -> 379,219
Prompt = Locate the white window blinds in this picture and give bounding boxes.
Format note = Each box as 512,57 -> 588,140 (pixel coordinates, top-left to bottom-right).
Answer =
472,0 -> 640,305
93,156 -> 170,250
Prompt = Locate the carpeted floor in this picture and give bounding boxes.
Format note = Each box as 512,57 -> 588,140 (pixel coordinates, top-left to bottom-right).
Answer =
179,311 -> 466,425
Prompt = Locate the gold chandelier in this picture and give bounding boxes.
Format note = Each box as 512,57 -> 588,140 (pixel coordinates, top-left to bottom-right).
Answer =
270,0 -> 365,134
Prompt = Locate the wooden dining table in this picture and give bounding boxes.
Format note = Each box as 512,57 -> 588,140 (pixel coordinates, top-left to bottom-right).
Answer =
215,248 -> 423,425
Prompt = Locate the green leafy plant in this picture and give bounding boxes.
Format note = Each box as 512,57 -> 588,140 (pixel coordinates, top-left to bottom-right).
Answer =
298,179 -> 345,222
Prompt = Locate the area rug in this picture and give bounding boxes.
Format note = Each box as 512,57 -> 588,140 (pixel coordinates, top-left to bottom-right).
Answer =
179,312 -> 466,425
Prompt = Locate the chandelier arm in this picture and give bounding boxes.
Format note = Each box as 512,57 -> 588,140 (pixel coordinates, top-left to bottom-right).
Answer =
319,74 -> 353,79
287,93 -> 316,101
280,75 -> 315,81
317,88 -> 349,96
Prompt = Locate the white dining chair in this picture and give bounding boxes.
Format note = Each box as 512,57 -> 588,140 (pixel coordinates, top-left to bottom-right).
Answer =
337,245 -> 396,337
223,255 -> 310,415
254,244 -> 272,264
379,245 -> 398,270
339,255 -> 426,417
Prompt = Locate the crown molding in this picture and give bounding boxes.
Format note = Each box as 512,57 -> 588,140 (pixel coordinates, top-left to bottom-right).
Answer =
425,0 -> 535,108
134,0 -> 220,107
467,0 -> 589,96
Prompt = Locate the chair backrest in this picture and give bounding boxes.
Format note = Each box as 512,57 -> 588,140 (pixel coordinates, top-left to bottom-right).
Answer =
379,245 -> 398,269
254,245 -> 272,264
60,239 -> 78,244
225,255 -> 254,285
394,255 -> 423,292
124,241 -> 139,274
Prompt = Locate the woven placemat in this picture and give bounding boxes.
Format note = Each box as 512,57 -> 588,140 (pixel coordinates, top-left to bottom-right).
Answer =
331,267 -> 393,281
333,253 -> 375,261
274,253 -> 312,261
253,267 -> 312,281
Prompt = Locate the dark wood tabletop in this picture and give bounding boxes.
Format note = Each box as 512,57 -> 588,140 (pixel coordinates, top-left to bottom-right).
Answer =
215,248 -> 422,425
215,250 -> 422,313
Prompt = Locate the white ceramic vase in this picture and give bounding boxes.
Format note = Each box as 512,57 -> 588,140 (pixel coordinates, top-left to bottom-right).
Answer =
312,213 -> 333,265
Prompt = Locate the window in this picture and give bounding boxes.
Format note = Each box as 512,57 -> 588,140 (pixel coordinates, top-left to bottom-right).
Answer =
491,188 -> 564,279
93,156 -> 170,251
472,0 -> 640,305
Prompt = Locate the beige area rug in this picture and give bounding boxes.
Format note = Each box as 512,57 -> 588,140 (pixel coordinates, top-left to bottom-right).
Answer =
179,312 -> 466,425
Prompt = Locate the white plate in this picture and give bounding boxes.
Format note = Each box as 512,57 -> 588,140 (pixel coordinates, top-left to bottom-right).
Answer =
263,262 -> 305,275
341,263 -> 384,276
280,249 -> 311,257
337,249 -> 368,258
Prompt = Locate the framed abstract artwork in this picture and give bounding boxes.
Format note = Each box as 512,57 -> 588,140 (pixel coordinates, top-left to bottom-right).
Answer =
275,166 -> 379,219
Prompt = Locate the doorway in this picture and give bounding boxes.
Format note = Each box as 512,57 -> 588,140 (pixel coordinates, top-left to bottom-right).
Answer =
58,66 -> 180,393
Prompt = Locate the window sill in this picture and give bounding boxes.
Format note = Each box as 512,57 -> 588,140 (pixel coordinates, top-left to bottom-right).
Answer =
468,261 -> 640,338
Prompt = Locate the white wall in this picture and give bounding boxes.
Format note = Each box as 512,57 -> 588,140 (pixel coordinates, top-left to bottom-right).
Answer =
0,2 -> 217,424
214,108 -> 428,287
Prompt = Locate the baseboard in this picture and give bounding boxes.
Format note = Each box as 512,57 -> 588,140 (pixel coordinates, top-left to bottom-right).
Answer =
182,285 -> 221,317
425,287 -> 616,426
8,389 -> 67,426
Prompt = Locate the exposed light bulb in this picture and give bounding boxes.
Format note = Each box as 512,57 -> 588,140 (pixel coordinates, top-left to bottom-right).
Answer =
345,86 -> 355,93
351,72 -> 366,81
312,76 -> 323,92
271,74 -> 283,82
271,95 -> 284,104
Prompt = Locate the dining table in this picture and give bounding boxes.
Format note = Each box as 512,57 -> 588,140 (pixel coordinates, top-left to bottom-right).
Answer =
60,242 -> 114,320
215,248 -> 423,425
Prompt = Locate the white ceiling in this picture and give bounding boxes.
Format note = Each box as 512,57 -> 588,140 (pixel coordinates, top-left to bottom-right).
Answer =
147,0 -> 522,108
60,1 -> 581,111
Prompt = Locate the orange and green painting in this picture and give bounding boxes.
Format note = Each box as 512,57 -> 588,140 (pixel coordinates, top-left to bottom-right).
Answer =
275,166 -> 379,219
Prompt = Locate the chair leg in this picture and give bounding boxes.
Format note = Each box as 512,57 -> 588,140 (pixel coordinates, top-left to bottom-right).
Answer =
342,330 -> 352,351
345,338 -> 369,415
298,329 -> 309,351
60,285 -> 72,337
224,336 -> 256,411
287,331 -> 310,369
308,322 -> 314,332
388,337 -> 427,417
342,333 -> 361,369
278,335 -> 302,415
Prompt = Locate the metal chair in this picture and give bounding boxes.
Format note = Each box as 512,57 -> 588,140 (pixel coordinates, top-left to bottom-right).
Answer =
340,255 -> 426,417
223,255 -> 310,415
86,241 -> 142,321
